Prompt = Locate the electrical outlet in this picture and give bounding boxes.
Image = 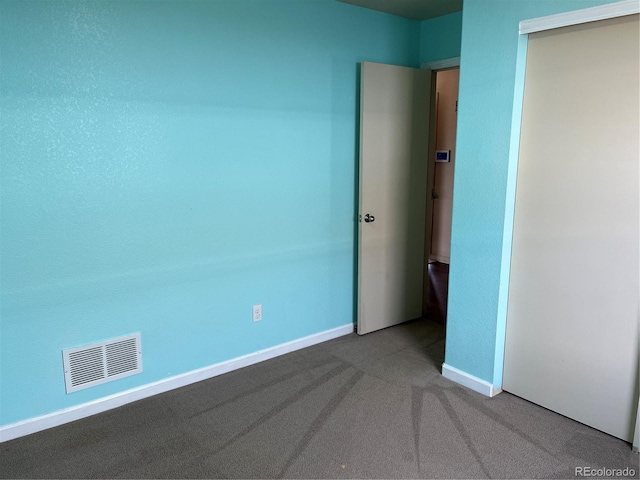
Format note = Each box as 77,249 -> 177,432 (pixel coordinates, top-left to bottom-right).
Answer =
252,304 -> 262,322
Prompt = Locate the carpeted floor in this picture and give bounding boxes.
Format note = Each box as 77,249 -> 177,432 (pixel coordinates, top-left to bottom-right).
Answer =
1,318 -> 637,479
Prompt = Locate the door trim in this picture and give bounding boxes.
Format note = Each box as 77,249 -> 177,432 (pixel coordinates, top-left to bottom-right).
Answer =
420,56 -> 460,71
519,0 -> 639,34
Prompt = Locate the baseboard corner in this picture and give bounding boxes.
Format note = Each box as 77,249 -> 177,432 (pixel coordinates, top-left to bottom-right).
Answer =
442,363 -> 502,397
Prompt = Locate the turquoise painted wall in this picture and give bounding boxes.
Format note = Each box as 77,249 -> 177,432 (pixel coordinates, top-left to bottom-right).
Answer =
0,0 -> 420,426
445,0 -> 624,386
419,11 -> 462,63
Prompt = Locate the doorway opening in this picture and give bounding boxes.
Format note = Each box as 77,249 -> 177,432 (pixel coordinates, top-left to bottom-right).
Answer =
423,67 -> 459,327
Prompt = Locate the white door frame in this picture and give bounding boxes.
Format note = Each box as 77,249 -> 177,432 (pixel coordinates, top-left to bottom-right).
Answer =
497,0 -> 640,447
421,57 -> 460,72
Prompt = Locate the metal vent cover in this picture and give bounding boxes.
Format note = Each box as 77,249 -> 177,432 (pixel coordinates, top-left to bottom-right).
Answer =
62,333 -> 142,393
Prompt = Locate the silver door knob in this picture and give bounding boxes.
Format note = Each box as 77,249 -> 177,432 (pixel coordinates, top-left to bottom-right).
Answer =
364,214 -> 375,223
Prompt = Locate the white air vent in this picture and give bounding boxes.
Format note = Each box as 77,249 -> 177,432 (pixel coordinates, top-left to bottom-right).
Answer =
62,333 -> 142,393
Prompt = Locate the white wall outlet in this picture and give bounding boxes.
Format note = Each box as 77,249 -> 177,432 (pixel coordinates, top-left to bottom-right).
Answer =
252,304 -> 262,322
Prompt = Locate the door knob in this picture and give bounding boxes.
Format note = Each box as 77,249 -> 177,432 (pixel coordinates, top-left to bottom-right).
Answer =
364,213 -> 375,223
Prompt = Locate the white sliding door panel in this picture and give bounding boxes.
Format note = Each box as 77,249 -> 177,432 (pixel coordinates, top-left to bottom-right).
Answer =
504,15 -> 639,442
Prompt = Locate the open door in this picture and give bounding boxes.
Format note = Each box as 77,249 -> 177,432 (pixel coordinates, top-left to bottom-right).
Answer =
357,62 -> 432,335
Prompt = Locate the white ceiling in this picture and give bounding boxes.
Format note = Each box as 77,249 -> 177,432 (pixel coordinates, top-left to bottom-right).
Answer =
337,0 -> 462,21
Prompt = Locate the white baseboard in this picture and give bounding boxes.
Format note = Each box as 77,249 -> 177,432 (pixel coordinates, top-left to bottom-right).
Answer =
0,323 -> 354,443
442,363 -> 503,397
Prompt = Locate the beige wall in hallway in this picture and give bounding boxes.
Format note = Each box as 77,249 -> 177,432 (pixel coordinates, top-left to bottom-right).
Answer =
430,68 -> 459,264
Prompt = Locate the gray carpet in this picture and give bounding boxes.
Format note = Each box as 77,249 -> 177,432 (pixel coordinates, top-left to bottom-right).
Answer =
1,319 -> 637,479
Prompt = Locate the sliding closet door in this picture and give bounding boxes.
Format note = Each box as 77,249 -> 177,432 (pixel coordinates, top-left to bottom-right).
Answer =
504,15 -> 639,442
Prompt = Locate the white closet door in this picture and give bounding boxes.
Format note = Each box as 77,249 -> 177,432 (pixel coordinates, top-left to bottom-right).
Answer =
504,15 -> 639,442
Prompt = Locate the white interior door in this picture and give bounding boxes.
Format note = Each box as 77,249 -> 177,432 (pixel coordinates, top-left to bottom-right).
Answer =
504,15 -> 639,442
357,62 -> 432,335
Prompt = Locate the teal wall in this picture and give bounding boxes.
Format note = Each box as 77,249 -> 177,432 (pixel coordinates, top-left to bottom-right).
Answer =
0,0 -> 420,426
445,0 -> 623,386
8,0 -> 617,428
419,11 -> 463,63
